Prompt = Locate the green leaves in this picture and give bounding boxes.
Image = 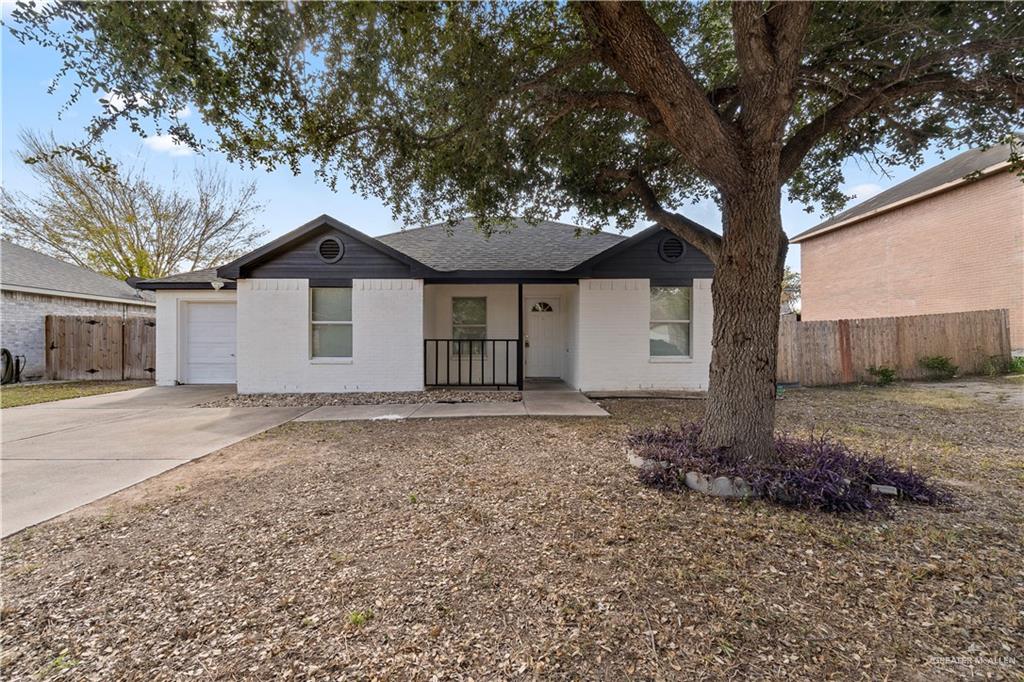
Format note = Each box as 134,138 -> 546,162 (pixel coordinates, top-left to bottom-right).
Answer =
7,1 -> 1023,228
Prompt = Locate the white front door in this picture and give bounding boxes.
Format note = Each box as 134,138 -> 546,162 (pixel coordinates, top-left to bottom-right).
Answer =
184,302 -> 237,384
525,297 -> 563,378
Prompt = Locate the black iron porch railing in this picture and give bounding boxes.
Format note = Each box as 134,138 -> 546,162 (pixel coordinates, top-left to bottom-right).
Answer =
424,338 -> 521,388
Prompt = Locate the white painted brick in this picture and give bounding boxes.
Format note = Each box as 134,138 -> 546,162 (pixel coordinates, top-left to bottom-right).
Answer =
575,278 -> 713,391
236,278 -> 424,393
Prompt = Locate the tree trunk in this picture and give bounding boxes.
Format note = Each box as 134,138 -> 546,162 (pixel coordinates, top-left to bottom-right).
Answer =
698,177 -> 787,463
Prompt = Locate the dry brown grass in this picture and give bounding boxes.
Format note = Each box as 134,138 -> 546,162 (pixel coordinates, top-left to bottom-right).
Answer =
1,382 -> 1021,680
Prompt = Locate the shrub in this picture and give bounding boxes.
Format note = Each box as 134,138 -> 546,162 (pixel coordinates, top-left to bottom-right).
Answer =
867,365 -> 897,386
918,355 -> 958,380
1008,356 -> 1024,374
980,355 -> 1007,377
627,421 -> 950,513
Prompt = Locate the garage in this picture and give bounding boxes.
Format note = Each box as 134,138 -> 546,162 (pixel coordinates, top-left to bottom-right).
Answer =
183,302 -> 237,384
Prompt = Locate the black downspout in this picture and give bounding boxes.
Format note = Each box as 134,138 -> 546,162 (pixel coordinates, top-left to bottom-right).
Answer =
517,282 -> 524,390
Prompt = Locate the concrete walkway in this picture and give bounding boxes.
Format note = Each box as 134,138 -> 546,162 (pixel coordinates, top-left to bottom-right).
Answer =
296,384 -> 608,422
1,386 -> 308,537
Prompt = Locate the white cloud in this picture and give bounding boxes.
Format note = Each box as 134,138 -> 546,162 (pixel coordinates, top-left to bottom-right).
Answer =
850,183 -> 883,200
174,105 -> 192,119
144,134 -> 193,157
100,90 -> 149,113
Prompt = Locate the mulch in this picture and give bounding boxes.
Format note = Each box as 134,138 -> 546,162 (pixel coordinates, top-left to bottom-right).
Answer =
1,381 -> 1021,680
201,389 -> 522,408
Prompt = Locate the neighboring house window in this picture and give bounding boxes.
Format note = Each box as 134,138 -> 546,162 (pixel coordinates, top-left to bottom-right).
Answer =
452,297 -> 486,355
311,287 -> 352,358
650,286 -> 691,357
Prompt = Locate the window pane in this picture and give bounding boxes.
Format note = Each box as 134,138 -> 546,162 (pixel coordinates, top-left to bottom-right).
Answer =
650,287 -> 691,321
453,326 -> 486,340
650,322 -> 690,356
312,324 -> 352,357
452,297 -> 486,326
312,288 -> 352,322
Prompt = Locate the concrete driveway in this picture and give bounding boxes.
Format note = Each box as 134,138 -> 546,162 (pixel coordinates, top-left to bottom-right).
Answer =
1,386 -> 308,537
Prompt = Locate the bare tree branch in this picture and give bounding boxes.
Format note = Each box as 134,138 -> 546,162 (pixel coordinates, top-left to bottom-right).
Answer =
1,131 -> 266,279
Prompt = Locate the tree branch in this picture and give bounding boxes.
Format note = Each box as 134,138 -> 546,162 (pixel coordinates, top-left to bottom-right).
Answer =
780,38 -> 1024,177
574,1 -> 743,190
598,167 -> 723,263
780,70 -> 1022,178
732,1 -> 814,144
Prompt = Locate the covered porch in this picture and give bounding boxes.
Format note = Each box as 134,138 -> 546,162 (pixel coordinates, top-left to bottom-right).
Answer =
422,282 -> 579,390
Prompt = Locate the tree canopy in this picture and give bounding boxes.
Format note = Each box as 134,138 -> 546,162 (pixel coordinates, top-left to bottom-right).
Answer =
10,1 -> 1022,240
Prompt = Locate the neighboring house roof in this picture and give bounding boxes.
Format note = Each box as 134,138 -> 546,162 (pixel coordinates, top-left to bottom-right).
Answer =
790,141 -> 1018,244
133,268 -> 237,290
1,240 -> 154,305
377,218 -> 626,272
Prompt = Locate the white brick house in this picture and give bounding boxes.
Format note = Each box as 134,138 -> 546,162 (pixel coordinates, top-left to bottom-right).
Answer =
135,215 -> 716,393
1,240 -> 155,379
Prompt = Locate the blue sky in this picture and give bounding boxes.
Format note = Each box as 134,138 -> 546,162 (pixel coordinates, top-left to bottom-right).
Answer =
1,14 -> 967,273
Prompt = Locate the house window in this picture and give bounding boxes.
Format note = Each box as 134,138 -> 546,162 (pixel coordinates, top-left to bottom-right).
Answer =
311,287 -> 352,358
452,297 -> 486,355
650,286 -> 691,357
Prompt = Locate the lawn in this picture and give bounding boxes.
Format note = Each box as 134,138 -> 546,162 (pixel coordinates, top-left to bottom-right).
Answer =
0,380 -> 153,408
1,381 -> 1021,679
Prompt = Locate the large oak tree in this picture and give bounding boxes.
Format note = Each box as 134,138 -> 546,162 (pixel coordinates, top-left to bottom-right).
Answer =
11,1 -> 1022,460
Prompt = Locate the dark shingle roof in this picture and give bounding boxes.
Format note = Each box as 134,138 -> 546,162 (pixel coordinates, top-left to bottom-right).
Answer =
377,218 -> 627,271
1,240 -> 153,303
134,268 -> 234,289
791,141 -> 1018,243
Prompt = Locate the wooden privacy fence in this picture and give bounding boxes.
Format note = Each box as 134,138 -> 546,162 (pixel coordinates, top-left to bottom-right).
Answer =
45,315 -> 156,381
777,309 -> 1012,386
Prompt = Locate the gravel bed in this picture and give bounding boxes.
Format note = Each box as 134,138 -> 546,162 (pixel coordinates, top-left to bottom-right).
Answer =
1,379 -> 1021,679
201,389 -> 522,407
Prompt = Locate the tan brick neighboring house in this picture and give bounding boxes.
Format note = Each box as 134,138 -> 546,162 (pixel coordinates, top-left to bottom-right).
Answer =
791,143 -> 1024,352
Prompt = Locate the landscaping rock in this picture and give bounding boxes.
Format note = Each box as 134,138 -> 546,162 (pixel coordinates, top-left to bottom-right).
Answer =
870,484 -> 899,496
625,448 -> 668,471
733,477 -> 754,498
625,448 -> 648,469
710,476 -> 736,498
684,471 -> 710,493
705,475 -> 755,499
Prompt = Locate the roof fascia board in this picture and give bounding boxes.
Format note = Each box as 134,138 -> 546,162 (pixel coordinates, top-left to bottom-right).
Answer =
133,281 -> 237,291
791,160 -> 1012,244
1,283 -> 155,306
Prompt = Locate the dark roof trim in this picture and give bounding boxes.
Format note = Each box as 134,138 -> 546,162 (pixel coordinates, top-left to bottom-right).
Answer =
424,272 -> 581,284
216,214 -> 434,279
136,281 -> 238,291
569,219 -> 718,274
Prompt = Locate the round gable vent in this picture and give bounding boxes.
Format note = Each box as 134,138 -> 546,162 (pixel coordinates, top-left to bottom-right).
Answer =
658,236 -> 686,263
317,236 -> 345,263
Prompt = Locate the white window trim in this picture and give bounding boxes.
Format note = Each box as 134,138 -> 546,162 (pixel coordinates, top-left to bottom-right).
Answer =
310,287 -> 353,360
649,286 -> 693,360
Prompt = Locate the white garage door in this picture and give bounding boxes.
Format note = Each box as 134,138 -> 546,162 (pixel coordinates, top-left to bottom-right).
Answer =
185,303 -> 237,384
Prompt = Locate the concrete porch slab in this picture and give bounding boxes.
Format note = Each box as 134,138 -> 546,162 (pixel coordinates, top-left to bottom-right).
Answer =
295,404 -> 422,422
522,389 -> 610,417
